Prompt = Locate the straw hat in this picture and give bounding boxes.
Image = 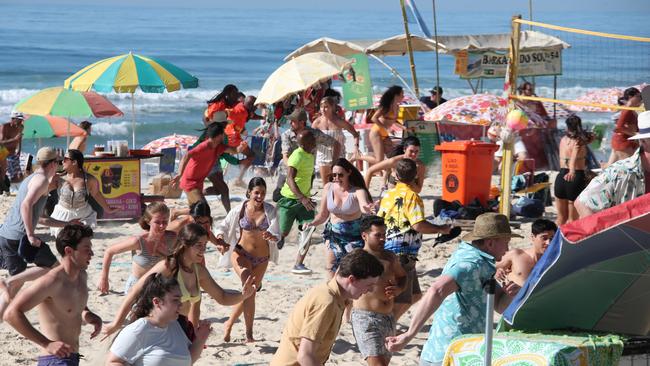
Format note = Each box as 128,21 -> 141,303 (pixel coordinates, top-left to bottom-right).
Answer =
461,212 -> 522,242
628,111 -> 650,140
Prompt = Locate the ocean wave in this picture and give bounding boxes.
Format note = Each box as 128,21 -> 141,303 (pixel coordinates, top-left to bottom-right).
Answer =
0,84 -> 634,119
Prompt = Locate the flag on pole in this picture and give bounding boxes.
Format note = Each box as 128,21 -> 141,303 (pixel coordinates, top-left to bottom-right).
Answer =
404,0 -> 432,38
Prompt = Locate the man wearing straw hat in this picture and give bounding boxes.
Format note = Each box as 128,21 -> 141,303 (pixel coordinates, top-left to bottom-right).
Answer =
575,110 -> 650,218
385,213 -> 522,366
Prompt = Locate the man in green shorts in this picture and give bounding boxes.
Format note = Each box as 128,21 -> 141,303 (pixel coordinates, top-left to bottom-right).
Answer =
277,130 -> 317,274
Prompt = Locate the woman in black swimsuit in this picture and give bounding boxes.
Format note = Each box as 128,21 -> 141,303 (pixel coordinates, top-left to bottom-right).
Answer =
554,115 -> 594,225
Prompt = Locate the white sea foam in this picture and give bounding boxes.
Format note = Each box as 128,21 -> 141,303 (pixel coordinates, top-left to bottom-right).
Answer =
91,121 -> 130,136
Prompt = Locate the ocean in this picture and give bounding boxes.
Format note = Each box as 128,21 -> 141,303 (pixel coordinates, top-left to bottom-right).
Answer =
1,2 -> 649,154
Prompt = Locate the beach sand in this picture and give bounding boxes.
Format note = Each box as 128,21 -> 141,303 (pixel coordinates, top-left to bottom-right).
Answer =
0,170 -> 555,365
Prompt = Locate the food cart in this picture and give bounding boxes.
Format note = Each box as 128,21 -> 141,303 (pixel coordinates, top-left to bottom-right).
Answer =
83,152 -> 161,219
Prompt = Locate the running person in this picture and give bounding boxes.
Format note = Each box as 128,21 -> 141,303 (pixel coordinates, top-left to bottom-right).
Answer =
304,158 -> 374,276
215,177 -> 280,342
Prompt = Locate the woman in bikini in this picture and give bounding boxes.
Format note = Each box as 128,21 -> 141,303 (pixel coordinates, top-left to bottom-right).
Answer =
554,115 -> 594,225
368,85 -> 406,166
98,202 -> 176,295
304,158 -> 374,276
103,223 -> 256,339
168,200 -> 230,256
363,136 -> 426,195
312,96 -> 360,188
215,177 -> 280,342
50,149 -> 114,237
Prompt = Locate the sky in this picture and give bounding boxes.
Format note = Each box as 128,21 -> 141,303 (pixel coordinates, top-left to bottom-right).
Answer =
6,0 -> 650,13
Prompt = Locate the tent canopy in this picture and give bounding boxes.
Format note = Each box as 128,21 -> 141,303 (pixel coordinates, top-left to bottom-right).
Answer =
285,34 -> 445,60
285,30 -> 569,60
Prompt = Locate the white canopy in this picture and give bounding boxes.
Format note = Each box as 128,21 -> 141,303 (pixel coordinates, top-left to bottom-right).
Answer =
285,34 -> 445,60
285,31 -> 569,60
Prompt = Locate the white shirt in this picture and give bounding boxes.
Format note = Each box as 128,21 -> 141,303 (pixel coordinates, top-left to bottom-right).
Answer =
494,138 -> 527,158
110,318 -> 192,366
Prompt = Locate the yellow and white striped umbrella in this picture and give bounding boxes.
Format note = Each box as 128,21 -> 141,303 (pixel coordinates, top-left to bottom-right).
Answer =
256,52 -> 353,105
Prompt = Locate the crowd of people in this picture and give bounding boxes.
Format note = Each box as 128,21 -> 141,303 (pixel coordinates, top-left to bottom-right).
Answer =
0,80 -> 648,365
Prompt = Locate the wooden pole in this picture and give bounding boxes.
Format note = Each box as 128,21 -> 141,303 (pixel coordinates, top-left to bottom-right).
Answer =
399,0 -> 420,98
432,0 -> 441,104
499,15 -> 522,218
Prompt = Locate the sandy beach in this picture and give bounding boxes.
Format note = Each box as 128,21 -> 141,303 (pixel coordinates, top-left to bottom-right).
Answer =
0,169 -> 550,365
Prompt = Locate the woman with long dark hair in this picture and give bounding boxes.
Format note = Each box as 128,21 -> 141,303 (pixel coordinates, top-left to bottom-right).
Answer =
106,273 -> 212,365
103,224 -> 256,339
204,84 -> 239,123
607,87 -> 642,166
305,158 -> 375,277
369,86 -> 406,165
554,115 -> 594,224
50,149 -> 115,237
215,177 -> 280,342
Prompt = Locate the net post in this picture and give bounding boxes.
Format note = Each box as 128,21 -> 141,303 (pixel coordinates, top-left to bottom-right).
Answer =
499,15 -> 522,218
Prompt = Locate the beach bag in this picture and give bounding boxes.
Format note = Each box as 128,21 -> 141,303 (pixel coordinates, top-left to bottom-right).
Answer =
513,197 -> 544,218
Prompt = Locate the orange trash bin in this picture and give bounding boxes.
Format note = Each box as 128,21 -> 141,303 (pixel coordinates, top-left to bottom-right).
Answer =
435,140 -> 498,206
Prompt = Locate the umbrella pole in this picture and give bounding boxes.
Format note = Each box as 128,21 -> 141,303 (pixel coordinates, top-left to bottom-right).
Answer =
484,278 -> 496,365
66,115 -> 71,149
131,92 -> 136,148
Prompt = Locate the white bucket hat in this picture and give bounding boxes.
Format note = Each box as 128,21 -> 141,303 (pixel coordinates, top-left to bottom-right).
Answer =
628,111 -> 650,140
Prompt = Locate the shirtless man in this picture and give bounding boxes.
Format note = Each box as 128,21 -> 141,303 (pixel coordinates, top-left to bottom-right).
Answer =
351,215 -> 406,366
0,111 -> 25,186
496,219 -> 557,287
3,224 -> 102,366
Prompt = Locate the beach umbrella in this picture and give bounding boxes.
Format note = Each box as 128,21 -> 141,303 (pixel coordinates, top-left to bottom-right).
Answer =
64,52 -> 199,147
570,83 -> 648,113
424,94 -> 508,126
256,52 -> 354,106
13,87 -> 123,146
503,193 -> 650,335
142,134 -> 198,153
22,115 -> 86,139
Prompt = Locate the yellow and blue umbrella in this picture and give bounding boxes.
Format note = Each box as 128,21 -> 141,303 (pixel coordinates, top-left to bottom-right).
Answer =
64,52 -> 199,146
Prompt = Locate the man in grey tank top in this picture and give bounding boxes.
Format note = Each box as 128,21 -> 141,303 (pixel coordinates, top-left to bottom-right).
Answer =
0,147 -> 78,320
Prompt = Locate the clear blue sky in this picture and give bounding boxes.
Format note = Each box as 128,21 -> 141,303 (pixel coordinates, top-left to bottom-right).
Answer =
8,0 -> 650,12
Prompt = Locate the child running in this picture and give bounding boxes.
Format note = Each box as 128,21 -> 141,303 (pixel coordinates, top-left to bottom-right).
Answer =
351,215 -> 406,366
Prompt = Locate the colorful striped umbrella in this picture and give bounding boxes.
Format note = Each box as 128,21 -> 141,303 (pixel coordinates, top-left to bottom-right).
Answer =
142,134 -> 198,153
504,193 -> 650,335
14,87 -> 122,146
424,94 -> 508,126
23,115 -> 86,139
570,84 -> 648,113
13,87 -> 123,118
64,52 -> 199,147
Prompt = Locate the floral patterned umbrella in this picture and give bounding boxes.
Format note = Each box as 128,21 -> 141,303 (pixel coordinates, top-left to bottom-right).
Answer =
142,134 -> 197,153
424,93 -> 508,126
570,84 -> 647,113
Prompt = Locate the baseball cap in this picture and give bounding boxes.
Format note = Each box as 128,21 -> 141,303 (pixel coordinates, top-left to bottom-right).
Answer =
430,86 -> 443,94
36,147 -> 59,163
287,108 -> 308,122
10,111 -> 24,120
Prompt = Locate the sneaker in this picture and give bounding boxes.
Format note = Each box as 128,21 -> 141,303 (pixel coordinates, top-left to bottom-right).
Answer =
434,227 -> 462,246
298,225 -> 317,250
276,237 -> 285,250
291,264 -> 312,275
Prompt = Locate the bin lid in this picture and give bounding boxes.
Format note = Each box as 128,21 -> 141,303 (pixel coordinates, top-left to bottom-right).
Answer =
434,140 -> 498,152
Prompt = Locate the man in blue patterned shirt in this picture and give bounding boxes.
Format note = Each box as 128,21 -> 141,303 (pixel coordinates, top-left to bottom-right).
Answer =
576,111 -> 650,218
385,213 -> 522,366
